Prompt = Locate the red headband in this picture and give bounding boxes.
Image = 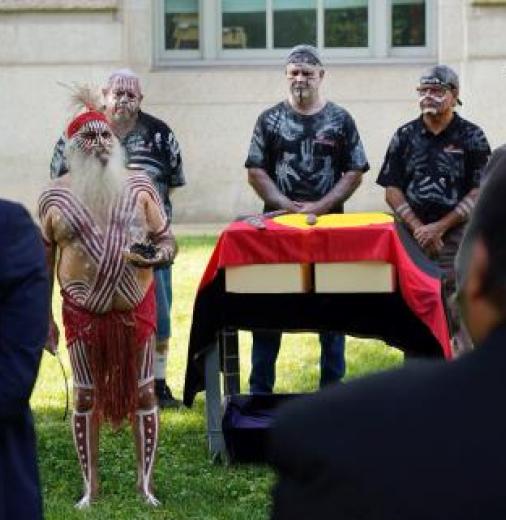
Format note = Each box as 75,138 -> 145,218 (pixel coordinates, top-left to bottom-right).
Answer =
67,110 -> 109,139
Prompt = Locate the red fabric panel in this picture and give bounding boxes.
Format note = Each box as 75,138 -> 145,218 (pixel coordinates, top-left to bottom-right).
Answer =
198,219 -> 451,358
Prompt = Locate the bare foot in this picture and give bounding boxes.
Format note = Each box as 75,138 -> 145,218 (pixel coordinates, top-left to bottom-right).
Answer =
143,492 -> 161,507
74,484 -> 99,509
75,494 -> 93,509
137,485 -> 161,507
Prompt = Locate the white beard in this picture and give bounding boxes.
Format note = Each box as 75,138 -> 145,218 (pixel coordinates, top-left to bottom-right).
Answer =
67,142 -> 127,228
419,94 -> 446,115
421,106 -> 438,115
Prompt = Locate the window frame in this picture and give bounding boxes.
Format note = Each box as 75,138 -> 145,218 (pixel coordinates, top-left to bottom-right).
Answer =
154,0 -> 437,66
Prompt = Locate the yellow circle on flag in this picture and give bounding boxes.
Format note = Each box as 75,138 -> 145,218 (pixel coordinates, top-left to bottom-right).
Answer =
273,212 -> 394,229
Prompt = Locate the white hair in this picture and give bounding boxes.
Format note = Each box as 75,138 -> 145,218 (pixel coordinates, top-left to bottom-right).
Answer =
66,137 -> 127,228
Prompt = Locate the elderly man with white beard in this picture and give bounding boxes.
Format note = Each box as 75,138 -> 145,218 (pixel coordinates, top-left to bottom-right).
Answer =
50,69 -> 185,409
39,91 -> 176,508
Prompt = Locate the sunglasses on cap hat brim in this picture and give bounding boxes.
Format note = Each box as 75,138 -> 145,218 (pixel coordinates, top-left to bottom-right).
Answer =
417,80 -> 462,105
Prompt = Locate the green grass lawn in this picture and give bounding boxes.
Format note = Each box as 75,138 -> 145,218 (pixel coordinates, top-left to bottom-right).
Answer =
32,235 -> 403,519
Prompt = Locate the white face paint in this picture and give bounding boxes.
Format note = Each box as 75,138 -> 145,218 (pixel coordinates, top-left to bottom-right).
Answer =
417,85 -> 453,116
69,120 -> 114,165
104,77 -> 142,124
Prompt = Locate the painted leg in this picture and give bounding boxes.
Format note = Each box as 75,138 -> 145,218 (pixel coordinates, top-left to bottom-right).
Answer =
134,382 -> 160,506
72,389 -> 99,509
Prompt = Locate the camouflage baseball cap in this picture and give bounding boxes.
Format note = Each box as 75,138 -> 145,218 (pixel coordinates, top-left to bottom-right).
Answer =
419,64 -> 462,105
286,44 -> 322,67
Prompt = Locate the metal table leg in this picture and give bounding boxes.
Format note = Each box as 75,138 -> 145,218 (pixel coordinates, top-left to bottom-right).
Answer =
221,327 -> 240,396
204,340 -> 227,463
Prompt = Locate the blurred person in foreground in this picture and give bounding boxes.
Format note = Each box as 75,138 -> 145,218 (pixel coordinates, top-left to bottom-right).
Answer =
50,69 -> 185,408
0,199 -> 48,519
39,87 -> 176,508
269,146 -> 506,519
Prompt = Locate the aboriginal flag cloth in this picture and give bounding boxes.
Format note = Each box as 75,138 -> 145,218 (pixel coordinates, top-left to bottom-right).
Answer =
183,213 -> 452,407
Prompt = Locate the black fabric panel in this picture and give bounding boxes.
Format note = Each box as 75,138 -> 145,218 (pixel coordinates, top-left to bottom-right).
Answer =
183,268 -> 443,407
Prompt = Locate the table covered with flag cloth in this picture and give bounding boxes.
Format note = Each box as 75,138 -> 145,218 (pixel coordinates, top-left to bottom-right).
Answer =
183,213 -> 452,407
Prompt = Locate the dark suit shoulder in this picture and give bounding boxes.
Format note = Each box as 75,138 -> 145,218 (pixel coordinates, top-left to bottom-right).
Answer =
0,199 -> 32,236
271,329 -> 506,520
275,361 -> 441,424
273,338 -> 506,460
0,198 -> 28,217
487,144 -> 506,168
271,354 -> 486,465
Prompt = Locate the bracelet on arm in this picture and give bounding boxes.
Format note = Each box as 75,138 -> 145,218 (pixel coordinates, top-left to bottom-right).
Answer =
395,202 -> 411,219
395,202 -> 421,232
454,195 -> 475,220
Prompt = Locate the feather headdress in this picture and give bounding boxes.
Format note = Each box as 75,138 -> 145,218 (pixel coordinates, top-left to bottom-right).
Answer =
58,82 -> 108,138
58,81 -> 105,116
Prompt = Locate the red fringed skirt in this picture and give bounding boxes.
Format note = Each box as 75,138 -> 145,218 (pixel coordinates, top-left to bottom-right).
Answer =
62,284 -> 156,427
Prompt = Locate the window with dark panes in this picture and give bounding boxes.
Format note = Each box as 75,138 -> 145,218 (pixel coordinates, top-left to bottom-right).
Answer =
157,0 -> 434,63
222,0 -> 266,49
392,0 -> 426,47
273,0 -> 317,48
324,0 -> 368,48
165,0 -> 199,50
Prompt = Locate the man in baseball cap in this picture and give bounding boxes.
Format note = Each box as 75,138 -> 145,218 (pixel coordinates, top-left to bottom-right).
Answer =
377,64 -> 491,356
418,64 -> 462,106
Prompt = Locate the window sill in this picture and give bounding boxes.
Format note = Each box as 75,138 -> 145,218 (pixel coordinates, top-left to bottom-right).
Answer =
153,56 -> 437,70
0,0 -> 117,11
472,0 -> 506,5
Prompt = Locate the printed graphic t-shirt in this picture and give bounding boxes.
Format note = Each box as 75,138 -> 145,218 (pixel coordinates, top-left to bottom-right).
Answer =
245,101 -> 369,213
377,114 -> 491,224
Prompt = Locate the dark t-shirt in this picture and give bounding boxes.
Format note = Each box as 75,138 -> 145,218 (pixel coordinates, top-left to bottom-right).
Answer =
50,111 -> 185,218
245,101 -> 369,213
377,114 -> 491,223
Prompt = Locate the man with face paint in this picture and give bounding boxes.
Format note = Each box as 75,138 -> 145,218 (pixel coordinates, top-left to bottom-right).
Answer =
50,69 -> 185,408
245,44 -> 369,394
40,94 -> 177,507
269,147 -> 506,520
377,65 -> 491,355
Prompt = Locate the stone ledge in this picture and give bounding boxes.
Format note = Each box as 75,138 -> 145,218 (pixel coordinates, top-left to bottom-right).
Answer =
472,0 -> 506,5
0,0 -> 117,11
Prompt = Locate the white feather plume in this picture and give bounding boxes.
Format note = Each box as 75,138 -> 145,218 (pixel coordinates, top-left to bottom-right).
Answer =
58,81 -> 105,116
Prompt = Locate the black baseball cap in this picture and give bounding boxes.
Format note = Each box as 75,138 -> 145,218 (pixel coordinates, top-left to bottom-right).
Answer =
419,64 -> 462,105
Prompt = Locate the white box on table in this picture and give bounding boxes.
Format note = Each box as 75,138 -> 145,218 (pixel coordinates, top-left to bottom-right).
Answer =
314,262 -> 395,293
225,264 -> 311,293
